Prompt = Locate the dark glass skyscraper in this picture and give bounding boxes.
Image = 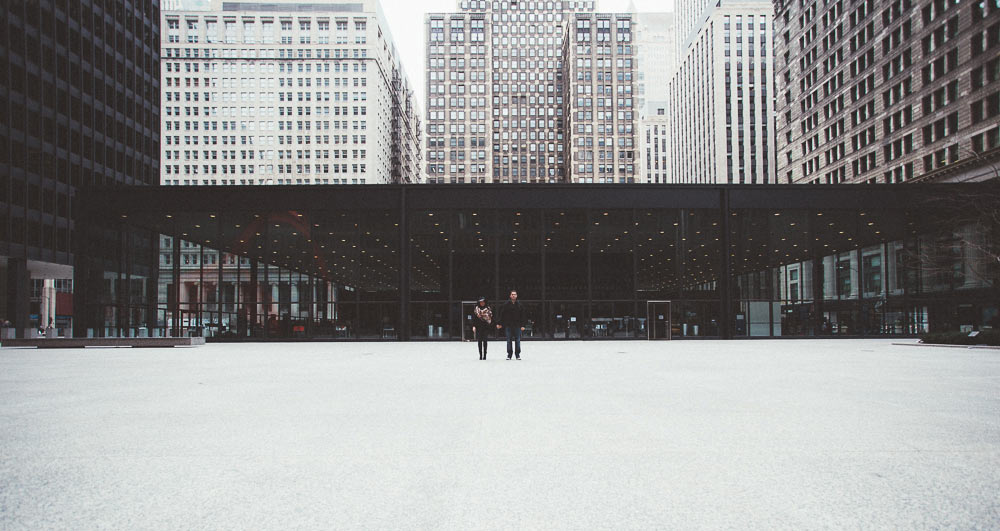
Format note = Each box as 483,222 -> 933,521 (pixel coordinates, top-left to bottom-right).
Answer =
0,0 -> 160,336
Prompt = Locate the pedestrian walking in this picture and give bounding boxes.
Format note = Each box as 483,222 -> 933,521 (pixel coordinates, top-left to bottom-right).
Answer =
471,297 -> 493,360
496,289 -> 526,360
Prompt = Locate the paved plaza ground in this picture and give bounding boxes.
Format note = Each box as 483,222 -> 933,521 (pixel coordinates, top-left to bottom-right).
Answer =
1,339 -> 998,529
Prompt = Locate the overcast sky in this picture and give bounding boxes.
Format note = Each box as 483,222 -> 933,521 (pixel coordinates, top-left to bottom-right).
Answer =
381,0 -> 675,112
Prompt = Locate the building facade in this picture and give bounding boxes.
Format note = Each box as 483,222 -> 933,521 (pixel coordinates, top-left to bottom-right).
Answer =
160,0 -> 421,186
773,0 -> 1000,184
634,11 -> 676,113
566,12 -> 639,183
0,0 -> 161,336
425,0 -> 638,184
634,12 -> 676,185
640,101 -> 672,183
76,184 -> 1000,340
669,0 -> 777,184
675,0 -> 718,59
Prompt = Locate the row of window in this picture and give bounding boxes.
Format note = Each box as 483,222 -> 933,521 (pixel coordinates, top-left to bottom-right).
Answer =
164,91 -> 368,103
164,121 -> 368,132
165,149 -> 367,160
166,18 -> 367,35
163,47 -> 370,60
164,106 -> 367,119
164,62 -> 368,75
165,178 -> 367,186
163,163 -> 367,175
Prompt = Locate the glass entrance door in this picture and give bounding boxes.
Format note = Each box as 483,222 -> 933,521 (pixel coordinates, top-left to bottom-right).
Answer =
647,301 -> 671,340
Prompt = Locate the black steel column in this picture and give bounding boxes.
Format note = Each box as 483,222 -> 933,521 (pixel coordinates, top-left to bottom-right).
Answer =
719,188 -> 733,339
7,258 -> 30,338
307,273 -> 314,337
855,244 -> 864,336
448,207 -> 454,339
902,232 -> 913,334
262,222 -> 269,339
881,241 -> 890,335
810,212 -> 824,336
248,260 -> 258,338
632,208 -> 639,339
117,224 -> 127,337
217,223 -> 224,334
124,226 -> 135,337
675,209 -> 686,335
540,208 -> 547,338
586,209 -> 592,338
72,223 -> 90,339
171,234 -> 181,337
147,228 -> 158,339
399,187 -> 410,340
767,260 -> 775,337
494,209 -> 500,301
198,244 -> 204,330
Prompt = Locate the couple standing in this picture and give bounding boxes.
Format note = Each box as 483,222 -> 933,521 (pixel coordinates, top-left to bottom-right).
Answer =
471,290 -> 526,360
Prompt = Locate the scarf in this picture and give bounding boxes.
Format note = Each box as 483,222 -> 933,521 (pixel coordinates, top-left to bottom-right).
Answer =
475,306 -> 492,324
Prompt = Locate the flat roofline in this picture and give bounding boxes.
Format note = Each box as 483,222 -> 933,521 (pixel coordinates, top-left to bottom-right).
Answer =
77,183 -> 995,220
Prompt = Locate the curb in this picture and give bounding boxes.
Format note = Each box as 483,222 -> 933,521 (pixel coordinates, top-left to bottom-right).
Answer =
892,342 -> 1000,350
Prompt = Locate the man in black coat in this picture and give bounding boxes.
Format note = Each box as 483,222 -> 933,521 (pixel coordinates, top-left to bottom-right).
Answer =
496,289 -> 526,360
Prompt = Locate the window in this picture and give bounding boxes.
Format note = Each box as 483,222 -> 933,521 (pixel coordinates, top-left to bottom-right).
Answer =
836,258 -> 852,296
863,254 -> 881,294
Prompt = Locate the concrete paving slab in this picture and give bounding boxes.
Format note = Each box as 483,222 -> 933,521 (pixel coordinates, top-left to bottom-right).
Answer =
1,339 -> 998,529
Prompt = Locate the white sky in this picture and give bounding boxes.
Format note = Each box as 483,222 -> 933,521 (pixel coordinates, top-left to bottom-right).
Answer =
381,0 -> 675,112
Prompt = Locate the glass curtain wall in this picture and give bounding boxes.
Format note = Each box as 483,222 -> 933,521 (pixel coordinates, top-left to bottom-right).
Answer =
76,193 -> 997,340
406,207 -> 724,340
725,204 -> 998,337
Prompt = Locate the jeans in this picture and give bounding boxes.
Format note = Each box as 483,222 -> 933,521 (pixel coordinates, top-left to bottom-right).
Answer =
505,326 -> 522,357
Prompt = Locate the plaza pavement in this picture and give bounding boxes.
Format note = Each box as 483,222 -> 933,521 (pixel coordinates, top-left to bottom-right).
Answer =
1,339 -> 998,530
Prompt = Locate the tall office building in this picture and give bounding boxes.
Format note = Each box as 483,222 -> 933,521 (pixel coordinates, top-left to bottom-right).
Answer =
675,0 -> 719,58
425,0 -> 588,184
774,0 -> 1000,184
640,101 -> 671,183
566,12 -> 639,183
161,0 -> 421,186
0,1 -> 160,335
425,0 -> 637,184
633,11 -> 676,185
635,11 -> 676,113
668,0 -> 777,184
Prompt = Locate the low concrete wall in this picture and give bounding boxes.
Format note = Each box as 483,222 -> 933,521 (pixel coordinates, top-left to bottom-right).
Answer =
0,337 -> 206,349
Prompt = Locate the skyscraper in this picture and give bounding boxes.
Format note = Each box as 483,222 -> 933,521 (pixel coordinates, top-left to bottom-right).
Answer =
0,0 -> 161,336
633,10 -> 677,185
566,12 -> 639,183
425,0 -> 637,184
640,101 -> 671,183
160,0 -> 421,186
634,11 -> 677,114
773,0 -> 1000,184
669,0 -> 777,184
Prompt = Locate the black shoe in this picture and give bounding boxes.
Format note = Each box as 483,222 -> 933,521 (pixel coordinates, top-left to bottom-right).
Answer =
516,357 -> 521,360
507,356 -> 511,360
